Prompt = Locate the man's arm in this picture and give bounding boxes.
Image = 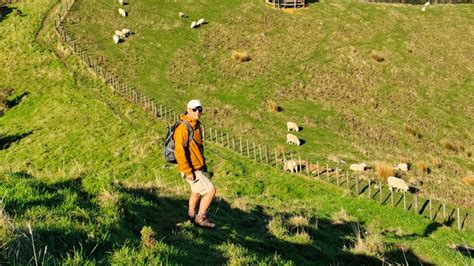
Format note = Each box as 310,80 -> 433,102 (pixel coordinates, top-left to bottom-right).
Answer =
174,124 -> 193,179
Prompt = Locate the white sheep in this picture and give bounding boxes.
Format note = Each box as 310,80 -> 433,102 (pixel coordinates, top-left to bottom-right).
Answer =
424,1 -> 430,7
387,176 -> 409,193
118,8 -> 127,17
395,163 -> 409,172
118,0 -> 124,6
286,134 -> 300,146
284,159 -> 298,173
197,18 -> 206,26
113,35 -> 120,44
287,122 -> 299,132
121,28 -> 131,37
190,21 -> 198,29
421,6 -> 426,12
350,163 -> 367,172
115,30 -> 125,38
178,12 -> 186,18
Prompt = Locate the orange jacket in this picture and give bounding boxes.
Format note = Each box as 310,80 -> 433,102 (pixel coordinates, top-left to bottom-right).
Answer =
173,113 -> 205,175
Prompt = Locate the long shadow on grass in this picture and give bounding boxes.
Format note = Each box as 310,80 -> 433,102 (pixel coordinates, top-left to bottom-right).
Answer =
0,131 -> 32,150
0,175 -> 431,264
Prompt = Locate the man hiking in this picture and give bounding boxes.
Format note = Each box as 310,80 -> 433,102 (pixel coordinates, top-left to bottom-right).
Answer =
174,99 -> 216,228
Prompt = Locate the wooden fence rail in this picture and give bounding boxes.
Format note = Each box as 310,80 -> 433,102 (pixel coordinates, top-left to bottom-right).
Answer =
54,0 -> 472,231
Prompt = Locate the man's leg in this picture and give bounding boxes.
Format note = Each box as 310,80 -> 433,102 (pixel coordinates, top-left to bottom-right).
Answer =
198,186 -> 215,215
188,192 -> 201,219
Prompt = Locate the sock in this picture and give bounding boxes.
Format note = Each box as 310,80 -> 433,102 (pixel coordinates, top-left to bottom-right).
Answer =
188,211 -> 196,218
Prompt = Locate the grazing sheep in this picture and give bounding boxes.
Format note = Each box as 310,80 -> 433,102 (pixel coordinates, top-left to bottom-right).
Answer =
421,6 -> 426,12
284,159 -> 298,173
118,0 -> 124,6
286,134 -> 300,146
395,163 -> 409,172
350,163 -> 367,172
121,28 -> 131,37
387,176 -> 409,192
115,30 -> 125,38
287,122 -> 299,132
118,8 -> 127,17
113,35 -> 120,44
197,18 -> 207,26
178,12 -> 186,18
424,1 -> 430,7
190,21 -> 198,29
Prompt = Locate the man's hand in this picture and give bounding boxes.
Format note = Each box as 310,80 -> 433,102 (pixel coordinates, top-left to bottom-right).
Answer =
186,172 -> 195,181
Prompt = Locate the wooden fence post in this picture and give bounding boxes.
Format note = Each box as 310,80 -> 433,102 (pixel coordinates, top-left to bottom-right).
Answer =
442,203 -> 446,222
403,192 -> 406,210
259,145 -> 262,162
429,196 -> 432,220
246,140 -> 250,158
240,138 -> 243,155
336,168 -> 339,186
457,208 -> 461,230
355,176 -> 359,195
306,159 -> 309,175
326,164 -> 329,182
391,190 -> 394,206
265,146 -> 269,164
368,179 -> 371,198
253,142 -> 256,160
275,148 -> 278,167
379,182 -> 382,203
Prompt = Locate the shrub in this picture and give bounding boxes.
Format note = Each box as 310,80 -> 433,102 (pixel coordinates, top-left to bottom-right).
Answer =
231,50 -> 251,62
350,223 -> 385,258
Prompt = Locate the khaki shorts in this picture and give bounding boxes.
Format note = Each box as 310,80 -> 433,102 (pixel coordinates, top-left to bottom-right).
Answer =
182,170 -> 214,196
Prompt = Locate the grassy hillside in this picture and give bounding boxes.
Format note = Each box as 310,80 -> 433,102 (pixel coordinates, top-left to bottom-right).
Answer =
63,0 -> 474,208
0,0 -> 473,264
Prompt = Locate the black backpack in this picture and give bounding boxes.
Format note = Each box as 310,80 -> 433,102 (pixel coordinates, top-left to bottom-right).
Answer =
163,120 -> 193,163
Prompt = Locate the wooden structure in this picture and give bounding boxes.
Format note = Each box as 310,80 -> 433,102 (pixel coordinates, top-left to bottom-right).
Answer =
266,0 -> 305,8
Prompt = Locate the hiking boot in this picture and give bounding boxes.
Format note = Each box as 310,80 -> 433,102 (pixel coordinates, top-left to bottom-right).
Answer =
194,215 -> 215,229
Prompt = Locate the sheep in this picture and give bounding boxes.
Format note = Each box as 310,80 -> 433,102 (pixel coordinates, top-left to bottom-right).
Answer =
190,21 -> 198,29
118,8 -> 127,17
287,122 -> 299,132
196,18 -> 207,26
421,6 -> 426,12
112,34 -> 120,44
115,30 -> 125,38
118,0 -> 124,6
350,163 -> 367,172
178,12 -> 186,18
424,1 -> 430,7
286,134 -> 300,146
121,28 -> 131,37
284,159 -> 298,173
395,163 -> 409,172
387,176 -> 409,193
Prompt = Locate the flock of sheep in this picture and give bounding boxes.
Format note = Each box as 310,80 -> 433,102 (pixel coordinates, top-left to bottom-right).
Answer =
113,0 -> 131,44
283,121 -> 411,193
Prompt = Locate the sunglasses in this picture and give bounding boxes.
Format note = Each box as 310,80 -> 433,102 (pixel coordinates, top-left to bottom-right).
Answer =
192,107 -> 203,113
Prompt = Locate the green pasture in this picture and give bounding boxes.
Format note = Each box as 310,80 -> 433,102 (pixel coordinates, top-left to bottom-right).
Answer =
63,0 -> 474,207
0,0 -> 473,264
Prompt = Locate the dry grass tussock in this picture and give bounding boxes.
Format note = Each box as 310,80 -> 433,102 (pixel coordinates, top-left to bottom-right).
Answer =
415,161 -> 428,174
350,224 -> 385,258
97,189 -> 119,208
462,176 -> 474,186
231,50 -> 251,63
332,208 -> 354,225
266,99 -> 280,112
403,124 -> 422,139
140,226 -> 156,248
375,162 -> 394,181
441,139 -> 457,152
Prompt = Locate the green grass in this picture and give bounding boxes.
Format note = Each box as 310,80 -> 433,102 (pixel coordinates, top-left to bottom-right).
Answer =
62,0 -> 474,208
0,0 -> 473,264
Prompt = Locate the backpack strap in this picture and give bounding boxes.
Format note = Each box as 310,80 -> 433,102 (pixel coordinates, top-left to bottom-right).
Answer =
178,120 -> 194,144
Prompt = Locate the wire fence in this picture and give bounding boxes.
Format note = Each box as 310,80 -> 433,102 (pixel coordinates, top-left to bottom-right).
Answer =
54,0 -> 472,231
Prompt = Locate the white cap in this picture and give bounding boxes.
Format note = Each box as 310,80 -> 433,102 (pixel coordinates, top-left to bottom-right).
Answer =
187,99 -> 202,109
